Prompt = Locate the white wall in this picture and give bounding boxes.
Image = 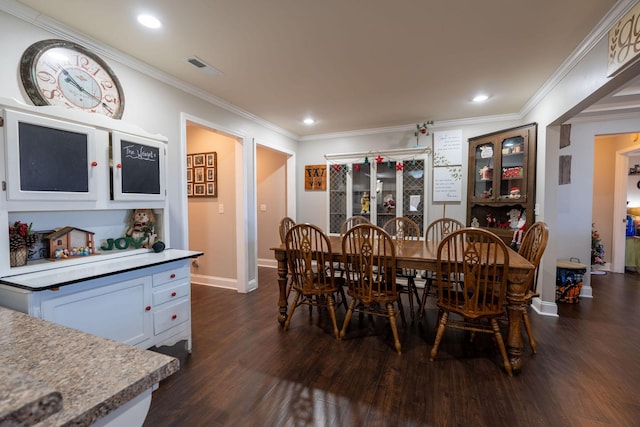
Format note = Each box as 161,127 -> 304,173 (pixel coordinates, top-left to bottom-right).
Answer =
0,9 -> 298,290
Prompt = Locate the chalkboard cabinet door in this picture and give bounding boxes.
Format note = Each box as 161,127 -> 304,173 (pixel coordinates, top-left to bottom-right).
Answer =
111,131 -> 166,201
3,109 -> 99,201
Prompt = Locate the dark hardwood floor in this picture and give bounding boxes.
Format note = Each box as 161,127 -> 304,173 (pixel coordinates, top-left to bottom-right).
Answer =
143,268 -> 640,427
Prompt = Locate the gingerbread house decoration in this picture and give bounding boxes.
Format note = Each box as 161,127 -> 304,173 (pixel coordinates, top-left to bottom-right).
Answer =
46,227 -> 95,260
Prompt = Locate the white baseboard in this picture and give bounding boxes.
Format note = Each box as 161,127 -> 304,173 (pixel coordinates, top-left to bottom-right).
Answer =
531,297 -> 559,317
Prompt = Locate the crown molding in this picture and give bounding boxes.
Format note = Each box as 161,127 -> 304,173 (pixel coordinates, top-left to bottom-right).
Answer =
519,0 -> 638,118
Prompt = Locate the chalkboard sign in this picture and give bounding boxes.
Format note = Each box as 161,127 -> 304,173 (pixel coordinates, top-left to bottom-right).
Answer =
120,139 -> 161,194
18,122 -> 89,192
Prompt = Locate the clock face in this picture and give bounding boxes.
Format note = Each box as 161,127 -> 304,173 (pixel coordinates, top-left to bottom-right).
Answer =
20,39 -> 125,119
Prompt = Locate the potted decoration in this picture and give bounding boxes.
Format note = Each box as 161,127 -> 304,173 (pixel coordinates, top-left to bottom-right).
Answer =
8,221 -> 40,267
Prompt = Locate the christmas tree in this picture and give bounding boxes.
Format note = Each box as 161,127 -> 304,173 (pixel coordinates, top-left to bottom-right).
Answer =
591,223 -> 605,265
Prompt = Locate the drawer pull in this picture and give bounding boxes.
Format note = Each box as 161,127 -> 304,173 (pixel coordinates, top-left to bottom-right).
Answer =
171,292 -> 177,297
91,161 -> 98,167
171,314 -> 177,320
170,273 -> 176,279
145,306 -> 151,311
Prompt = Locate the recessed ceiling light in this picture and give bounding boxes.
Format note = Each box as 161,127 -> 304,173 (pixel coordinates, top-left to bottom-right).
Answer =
472,94 -> 489,103
303,118 -> 315,125
137,14 -> 162,29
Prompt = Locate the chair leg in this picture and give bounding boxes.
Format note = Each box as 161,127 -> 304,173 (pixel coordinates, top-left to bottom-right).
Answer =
430,311 -> 448,361
326,295 -> 340,339
418,278 -> 433,321
522,309 -> 537,353
396,294 -> 407,328
386,303 -> 401,354
340,299 -> 357,339
491,318 -> 513,376
284,292 -> 300,331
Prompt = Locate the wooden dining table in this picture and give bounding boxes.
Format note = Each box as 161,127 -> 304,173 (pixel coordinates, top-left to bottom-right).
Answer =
271,236 -> 534,373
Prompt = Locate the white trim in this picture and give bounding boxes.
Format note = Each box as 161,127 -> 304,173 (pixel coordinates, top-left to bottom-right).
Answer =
191,274 -> 237,290
531,297 -> 559,317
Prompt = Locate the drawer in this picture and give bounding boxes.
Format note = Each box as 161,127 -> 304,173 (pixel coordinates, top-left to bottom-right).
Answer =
152,283 -> 190,306
152,264 -> 190,287
153,300 -> 189,335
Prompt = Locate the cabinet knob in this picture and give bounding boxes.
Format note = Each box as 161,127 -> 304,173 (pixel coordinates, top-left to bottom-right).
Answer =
91,161 -> 98,167
170,273 -> 176,279
171,291 -> 177,297
171,314 -> 177,320
117,163 -> 122,168
145,305 -> 151,311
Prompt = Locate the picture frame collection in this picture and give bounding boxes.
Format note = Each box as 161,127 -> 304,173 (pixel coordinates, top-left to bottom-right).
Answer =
187,152 -> 217,197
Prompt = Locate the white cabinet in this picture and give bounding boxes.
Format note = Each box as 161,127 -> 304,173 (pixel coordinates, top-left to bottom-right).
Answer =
0,253 -> 197,351
327,152 -> 427,234
41,276 -> 152,347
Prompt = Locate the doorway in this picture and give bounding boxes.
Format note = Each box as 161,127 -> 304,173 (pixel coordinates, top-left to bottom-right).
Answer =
182,116 -> 251,292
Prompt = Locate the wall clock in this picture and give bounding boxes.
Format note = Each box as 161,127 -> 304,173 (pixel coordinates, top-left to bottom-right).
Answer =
20,39 -> 125,119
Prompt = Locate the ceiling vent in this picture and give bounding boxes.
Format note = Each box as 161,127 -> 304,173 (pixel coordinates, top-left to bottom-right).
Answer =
186,56 -> 222,76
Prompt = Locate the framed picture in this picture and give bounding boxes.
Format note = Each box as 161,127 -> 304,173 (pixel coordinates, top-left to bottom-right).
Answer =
188,152 -> 217,198
193,154 -> 205,167
194,167 -> 205,183
187,183 -> 193,196
186,155 -> 193,169
206,153 -> 215,167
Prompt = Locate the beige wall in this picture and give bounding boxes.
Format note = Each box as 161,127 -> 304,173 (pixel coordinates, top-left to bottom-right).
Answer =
187,124 -> 238,280
256,147 -> 288,264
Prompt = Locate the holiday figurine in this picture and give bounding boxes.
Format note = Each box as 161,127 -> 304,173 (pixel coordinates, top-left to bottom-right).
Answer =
383,193 -> 395,213
360,192 -> 370,214
511,211 -> 526,250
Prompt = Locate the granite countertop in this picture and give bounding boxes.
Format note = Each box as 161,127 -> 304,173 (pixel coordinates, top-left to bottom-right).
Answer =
0,306 -> 179,426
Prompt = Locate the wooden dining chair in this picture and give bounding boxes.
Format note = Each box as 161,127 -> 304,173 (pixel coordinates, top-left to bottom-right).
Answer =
517,221 -> 549,353
278,216 -> 296,298
284,223 -> 344,339
429,227 -> 513,376
278,216 -> 296,243
382,217 -> 422,322
340,224 -> 403,353
339,215 -> 370,235
418,217 -> 464,320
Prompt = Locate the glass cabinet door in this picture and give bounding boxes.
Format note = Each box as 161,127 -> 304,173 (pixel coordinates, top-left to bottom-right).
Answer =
402,159 -> 425,234
499,135 -> 526,200
328,165 -> 347,234
473,142 -> 496,200
374,162 -> 397,227
352,162 -> 372,223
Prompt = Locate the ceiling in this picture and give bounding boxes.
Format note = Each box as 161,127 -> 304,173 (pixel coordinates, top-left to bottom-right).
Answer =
13,0 -> 633,138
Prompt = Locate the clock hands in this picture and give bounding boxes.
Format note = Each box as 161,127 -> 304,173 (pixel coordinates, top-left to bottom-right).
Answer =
60,67 -> 114,115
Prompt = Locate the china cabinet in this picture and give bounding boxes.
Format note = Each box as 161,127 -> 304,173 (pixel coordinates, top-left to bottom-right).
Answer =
327,150 -> 427,235
466,123 -> 537,245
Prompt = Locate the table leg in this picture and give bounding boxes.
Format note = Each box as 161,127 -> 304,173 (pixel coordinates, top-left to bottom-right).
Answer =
275,252 -> 288,326
506,276 -> 528,373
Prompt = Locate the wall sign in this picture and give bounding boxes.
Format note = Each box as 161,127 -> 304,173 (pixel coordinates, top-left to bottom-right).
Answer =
433,130 -> 462,166
608,1 -> 640,77
187,152 -> 217,197
433,166 -> 462,202
304,164 -> 327,190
